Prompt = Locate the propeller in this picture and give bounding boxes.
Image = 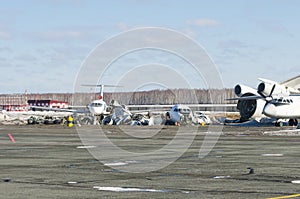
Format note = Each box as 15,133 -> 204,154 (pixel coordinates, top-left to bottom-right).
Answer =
257,84 -> 276,105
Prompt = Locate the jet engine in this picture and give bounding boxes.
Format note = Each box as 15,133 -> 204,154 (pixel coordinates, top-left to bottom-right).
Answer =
234,84 -> 265,121
257,82 -> 289,96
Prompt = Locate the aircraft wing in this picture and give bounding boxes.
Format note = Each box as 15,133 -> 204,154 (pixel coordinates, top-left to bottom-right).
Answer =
128,104 -> 236,115
127,105 -> 173,115
290,93 -> 300,96
227,96 -> 263,101
259,76 -> 300,94
182,104 -> 237,108
258,78 -> 278,85
30,106 -> 87,113
69,105 -> 87,109
127,104 -> 236,109
127,105 -> 173,109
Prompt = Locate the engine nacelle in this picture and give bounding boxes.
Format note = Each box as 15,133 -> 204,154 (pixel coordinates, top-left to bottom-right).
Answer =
257,82 -> 289,96
234,84 -> 265,121
234,84 -> 258,97
237,95 -> 265,121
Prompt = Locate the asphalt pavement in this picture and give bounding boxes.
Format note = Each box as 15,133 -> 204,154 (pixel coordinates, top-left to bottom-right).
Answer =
0,125 -> 299,199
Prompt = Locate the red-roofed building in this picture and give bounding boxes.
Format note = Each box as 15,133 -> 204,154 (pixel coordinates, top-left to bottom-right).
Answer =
28,100 -> 69,109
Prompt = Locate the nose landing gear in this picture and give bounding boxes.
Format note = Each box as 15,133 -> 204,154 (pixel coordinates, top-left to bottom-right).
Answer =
288,119 -> 298,126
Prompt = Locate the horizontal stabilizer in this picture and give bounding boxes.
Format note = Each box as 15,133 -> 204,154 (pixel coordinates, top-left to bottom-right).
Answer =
81,84 -> 123,87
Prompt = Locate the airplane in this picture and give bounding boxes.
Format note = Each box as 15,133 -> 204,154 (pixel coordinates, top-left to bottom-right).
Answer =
229,75 -> 300,126
28,85 -> 214,126
81,84 -> 121,116
28,82 -> 234,126
166,104 -> 193,125
28,85 -> 119,125
29,85 -> 115,116
165,104 -> 211,126
256,80 -> 300,126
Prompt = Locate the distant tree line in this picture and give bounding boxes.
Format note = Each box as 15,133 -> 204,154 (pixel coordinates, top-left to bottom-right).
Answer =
107,88 -> 235,105
0,89 -> 235,106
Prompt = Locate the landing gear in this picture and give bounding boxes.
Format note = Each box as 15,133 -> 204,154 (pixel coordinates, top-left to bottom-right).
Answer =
81,117 -> 93,125
275,121 -> 283,127
288,119 -> 298,126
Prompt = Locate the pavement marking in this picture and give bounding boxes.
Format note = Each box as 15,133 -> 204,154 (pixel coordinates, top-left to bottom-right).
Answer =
7,133 -> 16,143
67,181 -> 78,184
213,175 -> 231,179
104,162 -> 128,166
93,186 -> 167,192
266,193 -> 300,199
261,153 -> 284,157
76,145 -> 96,149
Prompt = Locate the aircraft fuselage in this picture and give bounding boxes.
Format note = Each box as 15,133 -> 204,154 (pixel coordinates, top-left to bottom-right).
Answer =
263,96 -> 300,119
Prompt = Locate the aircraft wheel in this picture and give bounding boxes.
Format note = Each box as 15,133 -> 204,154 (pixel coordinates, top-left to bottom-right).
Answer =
292,119 -> 298,126
275,122 -> 283,127
165,112 -> 170,120
288,119 -> 298,126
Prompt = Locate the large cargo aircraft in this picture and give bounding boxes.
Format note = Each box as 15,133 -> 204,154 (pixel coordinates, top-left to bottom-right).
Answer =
229,75 -> 300,126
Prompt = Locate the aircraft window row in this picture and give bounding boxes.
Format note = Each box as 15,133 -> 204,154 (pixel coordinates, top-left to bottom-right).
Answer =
275,99 -> 293,103
173,108 -> 190,113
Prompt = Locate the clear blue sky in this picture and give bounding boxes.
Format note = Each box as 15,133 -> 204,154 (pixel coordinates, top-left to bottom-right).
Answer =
0,0 -> 299,93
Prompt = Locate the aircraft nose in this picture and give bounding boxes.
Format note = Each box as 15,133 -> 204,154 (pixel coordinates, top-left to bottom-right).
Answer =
263,103 -> 276,117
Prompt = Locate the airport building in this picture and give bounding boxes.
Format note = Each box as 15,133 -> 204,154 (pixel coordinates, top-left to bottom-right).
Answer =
0,104 -> 28,111
27,100 -> 69,109
0,94 -> 69,111
0,94 -> 28,111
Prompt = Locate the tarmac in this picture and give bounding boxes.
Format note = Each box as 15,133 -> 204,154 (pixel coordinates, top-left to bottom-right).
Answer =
0,125 -> 300,199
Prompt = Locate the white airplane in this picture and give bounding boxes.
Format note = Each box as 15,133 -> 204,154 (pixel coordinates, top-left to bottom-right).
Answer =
166,104 -> 193,125
30,85 -> 114,116
257,80 -> 300,126
230,75 -> 300,126
166,104 -> 211,125
81,84 -> 122,116
29,85 -> 117,125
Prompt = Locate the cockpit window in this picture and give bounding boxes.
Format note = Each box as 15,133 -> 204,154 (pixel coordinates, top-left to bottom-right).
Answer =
179,108 -> 190,114
92,103 -> 103,107
173,107 -> 190,114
